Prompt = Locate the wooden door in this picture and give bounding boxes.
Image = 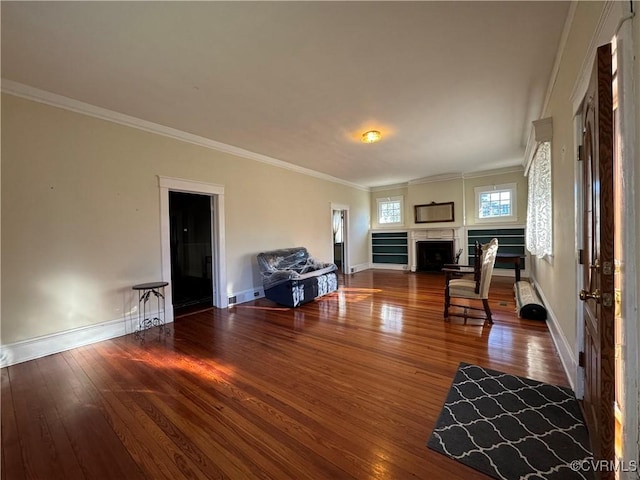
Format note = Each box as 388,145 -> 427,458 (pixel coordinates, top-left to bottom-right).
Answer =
579,43 -> 615,476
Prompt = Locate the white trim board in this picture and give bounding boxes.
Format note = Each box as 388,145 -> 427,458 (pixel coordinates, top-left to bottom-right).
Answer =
331,203 -> 351,275
529,277 -> 577,393
228,287 -> 265,306
569,1 -> 628,114
0,313 -> 171,368
370,264 -> 409,271
349,263 -> 370,274
158,176 -> 228,311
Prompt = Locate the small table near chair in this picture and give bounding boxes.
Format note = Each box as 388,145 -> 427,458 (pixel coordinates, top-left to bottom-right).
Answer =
495,253 -> 524,282
132,281 -> 170,341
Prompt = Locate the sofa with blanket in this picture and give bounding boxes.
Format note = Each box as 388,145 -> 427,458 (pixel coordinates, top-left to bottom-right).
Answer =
256,247 -> 339,307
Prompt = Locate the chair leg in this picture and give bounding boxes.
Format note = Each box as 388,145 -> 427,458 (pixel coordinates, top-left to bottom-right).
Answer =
444,286 -> 450,321
482,299 -> 493,324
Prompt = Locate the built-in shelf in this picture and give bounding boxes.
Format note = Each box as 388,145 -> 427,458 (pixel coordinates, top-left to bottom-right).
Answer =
371,231 -> 408,265
468,227 -> 526,271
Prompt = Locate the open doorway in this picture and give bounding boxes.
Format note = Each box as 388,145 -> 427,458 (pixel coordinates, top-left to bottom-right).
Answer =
332,210 -> 344,270
169,191 -> 213,315
159,176 -> 228,321
331,204 -> 349,274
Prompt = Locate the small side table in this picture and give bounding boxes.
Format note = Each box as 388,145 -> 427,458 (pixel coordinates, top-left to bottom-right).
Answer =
495,253 -> 523,282
132,281 -> 170,341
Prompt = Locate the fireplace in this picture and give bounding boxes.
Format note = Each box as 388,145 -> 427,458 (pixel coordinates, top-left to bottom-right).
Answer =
416,241 -> 454,272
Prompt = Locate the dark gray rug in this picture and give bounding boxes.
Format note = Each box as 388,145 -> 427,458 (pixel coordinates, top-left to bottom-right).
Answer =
427,363 -> 595,480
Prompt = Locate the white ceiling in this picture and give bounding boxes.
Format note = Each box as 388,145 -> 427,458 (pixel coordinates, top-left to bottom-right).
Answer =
1,1 -> 570,188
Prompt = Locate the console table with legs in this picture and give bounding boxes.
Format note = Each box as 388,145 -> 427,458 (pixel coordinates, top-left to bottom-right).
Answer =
132,281 -> 170,341
495,253 -> 523,282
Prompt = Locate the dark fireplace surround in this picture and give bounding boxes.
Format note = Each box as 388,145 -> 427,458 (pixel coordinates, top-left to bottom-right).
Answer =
416,240 -> 454,272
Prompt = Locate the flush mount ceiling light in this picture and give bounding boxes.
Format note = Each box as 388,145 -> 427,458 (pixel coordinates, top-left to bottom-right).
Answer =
361,130 -> 382,144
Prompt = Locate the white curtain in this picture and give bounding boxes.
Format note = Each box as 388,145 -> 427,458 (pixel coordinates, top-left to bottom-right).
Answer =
332,211 -> 343,243
526,141 -> 552,257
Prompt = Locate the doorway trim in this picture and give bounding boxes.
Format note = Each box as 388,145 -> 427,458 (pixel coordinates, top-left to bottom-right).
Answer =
158,176 -> 228,319
570,1 -> 638,474
331,203 -> 350,274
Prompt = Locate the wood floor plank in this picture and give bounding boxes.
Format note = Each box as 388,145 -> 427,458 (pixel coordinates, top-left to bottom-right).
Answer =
99,339 -> 347,480
61,349 -> 178,480
165,338 -> 416,477
1,368 -> 26,480
34,352 -> 145,480
1,272 -> 568,479
87,340 -> 278,480
66,347 -> 224,480
6,359 -> 81,479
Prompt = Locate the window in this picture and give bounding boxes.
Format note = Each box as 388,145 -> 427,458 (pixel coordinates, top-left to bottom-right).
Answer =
474,184 -> 517,222
526,141 -> 552,257
377,196 -> 403,225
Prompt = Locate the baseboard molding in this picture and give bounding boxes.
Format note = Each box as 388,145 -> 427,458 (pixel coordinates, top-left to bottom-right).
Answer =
529,277 -> 577,391
227,287 -> 264,306
0,312 -> 171,368
492,269 -> 529,279
370,263 -> 409,271
347,262 -> 370,274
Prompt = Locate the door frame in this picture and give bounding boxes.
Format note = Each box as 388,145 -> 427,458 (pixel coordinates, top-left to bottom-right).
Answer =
570,1 -> 638,474
612,18 -> 640,477
331,203 -> 350,274
159,176 -> 228,320
578,43 -> 615,466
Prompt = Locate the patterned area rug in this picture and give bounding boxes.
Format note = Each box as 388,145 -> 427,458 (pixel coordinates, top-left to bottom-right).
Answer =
427,363 -> 594,480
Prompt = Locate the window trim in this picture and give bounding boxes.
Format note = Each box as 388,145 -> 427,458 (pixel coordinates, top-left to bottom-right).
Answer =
474,183 -> 517,223
376,196 -> 404,226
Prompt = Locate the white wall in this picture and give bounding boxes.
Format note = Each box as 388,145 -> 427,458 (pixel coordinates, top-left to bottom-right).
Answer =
463,170 -> 528,227
532,1 -> 639,472
0,94 -> 371,346
370,168 -> 526,230
407,178 -> 465,229
529,2 -> 609,372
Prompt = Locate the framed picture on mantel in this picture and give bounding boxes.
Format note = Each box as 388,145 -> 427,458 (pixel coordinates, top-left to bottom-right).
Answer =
414,201 -> 455,223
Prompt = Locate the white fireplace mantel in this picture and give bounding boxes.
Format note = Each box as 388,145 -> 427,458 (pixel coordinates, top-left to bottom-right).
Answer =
408,227 -> 464,272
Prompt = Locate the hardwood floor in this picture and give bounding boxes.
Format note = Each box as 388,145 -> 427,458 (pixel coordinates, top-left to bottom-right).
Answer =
1,270 -> 568,480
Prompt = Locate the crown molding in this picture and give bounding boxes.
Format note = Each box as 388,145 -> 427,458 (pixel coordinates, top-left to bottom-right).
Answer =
1,79 -> 369,192
370,182 -> 409,192
371,165 -> 525,191
569,0 -> 622,114
542,1 -> 577,118
462,165 -> 524,179
523,1 -> 576,172
408,172 -> 463,185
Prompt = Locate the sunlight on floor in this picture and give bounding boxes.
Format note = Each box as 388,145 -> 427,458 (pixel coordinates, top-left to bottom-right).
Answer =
337,287 -> 383,304
116,341 -> 236,385
379,303 -> 404,333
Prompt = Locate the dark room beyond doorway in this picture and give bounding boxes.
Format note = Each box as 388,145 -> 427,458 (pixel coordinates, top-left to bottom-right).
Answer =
169,191 -> 213,315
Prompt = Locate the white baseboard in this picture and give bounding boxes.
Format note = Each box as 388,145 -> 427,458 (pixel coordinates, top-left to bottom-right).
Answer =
0,311 -> 172,368
370,263 -> 409,271
529,278 -> 577,391
227,287 -> 265,306
492,268 -> 529,279
347,262 -> 370,274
